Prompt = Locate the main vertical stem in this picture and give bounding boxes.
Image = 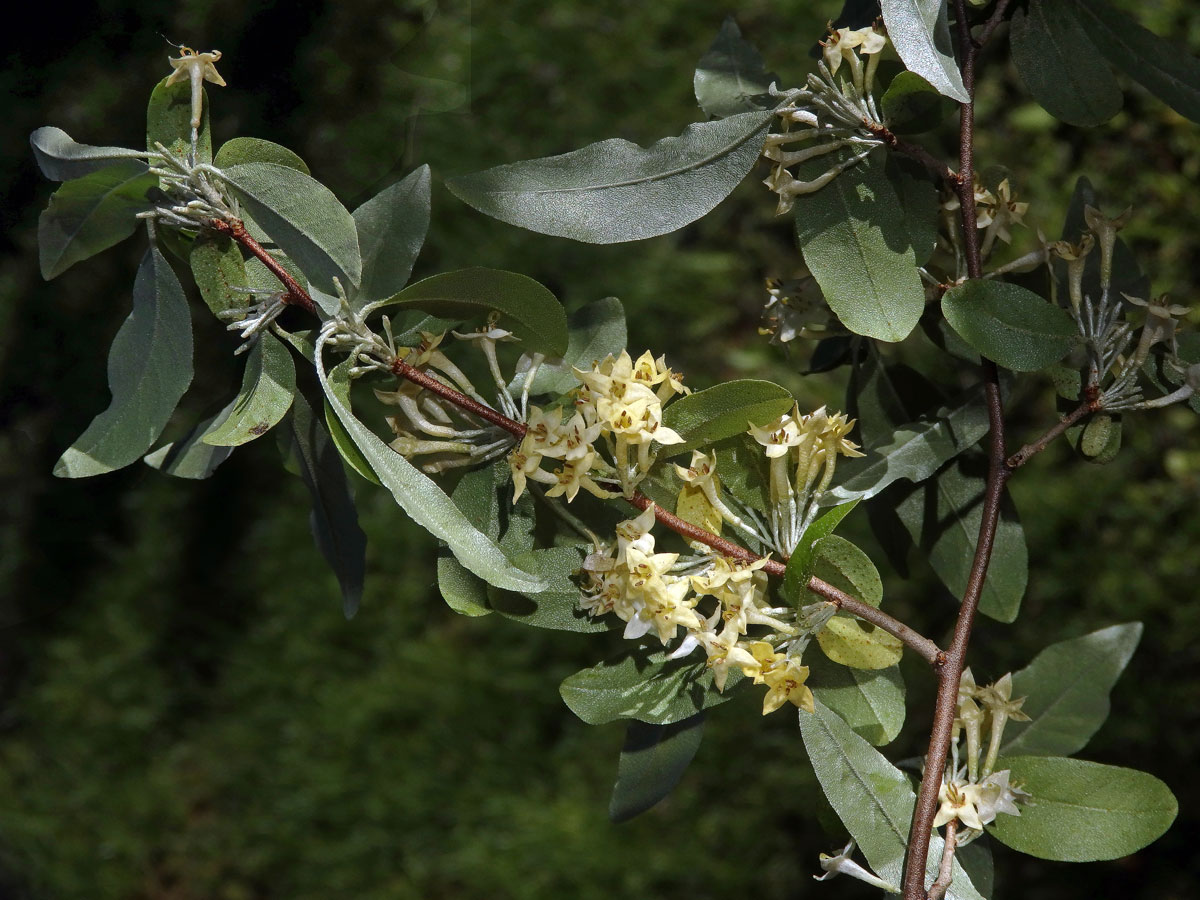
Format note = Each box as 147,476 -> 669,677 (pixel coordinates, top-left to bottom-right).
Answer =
900,3 -> 1011,897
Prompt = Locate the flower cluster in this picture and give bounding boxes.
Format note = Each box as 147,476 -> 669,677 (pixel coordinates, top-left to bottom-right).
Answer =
762,24 -> 889,214
942,174 -> 1030,265
579,504 -> 812,715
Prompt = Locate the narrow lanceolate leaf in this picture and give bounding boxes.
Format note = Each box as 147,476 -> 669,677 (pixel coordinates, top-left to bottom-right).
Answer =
282,389 -> 367,619
942,280 -> 1076,372
38,162 -> 156,279
189,233 -> 247,318
560,651 -> 739,726
317,344 -> 546,594
828,385 -> 989,503
523,296 -> 627,396
896,454 -> 1028,623
144,401 -> 236,479
990,756 -> 1177,862
203,333 -> 296,446
1003,623 -> 1142,757
351,165 -> 431,309
810,536 -> 902,670
660,379 -> 794,457
382,268 -> 568,356
693,17 -> 776,118
881,0 -> 970,103
1072,0 -> 1200,123
807,652 -> 905,746
30,127 -> 148,181
446,109 -> 773,243
147,78 -> 211,164
220,162 -> 362,295
213,137 -> 310,174
488,547 -> 610,633
782,500 -> 860,603
800,700 -> 987,900
1010,0 -> 1122,127
793,149 -> 925,342
610,715 -> 705,823
55,249 -> 193,478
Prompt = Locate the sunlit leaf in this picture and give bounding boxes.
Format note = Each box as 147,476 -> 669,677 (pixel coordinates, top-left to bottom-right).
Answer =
446,109 -> 773,243
609,715 -> 705,823
810,536 -> 901,670
437,553 -> 492,617
488,546 -> 610,633
880,0 -> 969,103
147,77 -> 211,164
521,297 -> 627,396
202,333 -> 296,446
660,379 -> 794,457
214,137 -> 310,173
351,165 -> 431,309
808,652 -> 905,745
30,126 -> 148,181
55,248 -> 193,477
989,756 -> 1177,862
782,500 -> 861,603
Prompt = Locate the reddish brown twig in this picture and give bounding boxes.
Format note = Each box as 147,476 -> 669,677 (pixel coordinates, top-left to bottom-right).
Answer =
208,219 -> 318,316
1006,400 -> 1096,469
864,121 -> 960,186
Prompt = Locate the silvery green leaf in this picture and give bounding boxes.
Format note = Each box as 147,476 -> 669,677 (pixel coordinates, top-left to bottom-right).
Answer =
38,162 -> 156,280
800,699 -> 987,899
609,715 -> 705,823
880,0 -> 970,103
282,388 -> 367,618
446,109 -> 773,243
660,379 -> 795,457
1003,623 -> 1142,757
828,385 -> 989,503
317,343 -> 545,594
793,149 -> 925,342
203,332 -> 296,447
55,248 -> 193,478
30,126 -> 148,181
147,77 -> 211,164
1010,0 -> 1122,126
143,401 -> 236,480
213,137 -> 310,174
521,297 -> 627,396
807,652 -> 905,746
219,162 -> 361,295
693,17 -> 776,118
488,547 -> 610,633
942,280 -> 1077,372
437,553 -> 492,617
989,756 -> 1176,862
351,165 -> 431,309
380,268 -> 568,356
189,233 -> 247,318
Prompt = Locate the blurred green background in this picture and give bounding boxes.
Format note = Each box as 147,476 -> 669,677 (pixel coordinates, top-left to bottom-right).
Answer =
2,1 -> 1199,897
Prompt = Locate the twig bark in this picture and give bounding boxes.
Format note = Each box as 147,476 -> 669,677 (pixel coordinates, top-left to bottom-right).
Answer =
208,219 -> 318,316
1006,400 -> 1095,469
927,821 -> 959,900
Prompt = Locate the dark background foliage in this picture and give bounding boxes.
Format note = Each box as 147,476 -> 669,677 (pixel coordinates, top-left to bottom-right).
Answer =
1,1 -> 1198,897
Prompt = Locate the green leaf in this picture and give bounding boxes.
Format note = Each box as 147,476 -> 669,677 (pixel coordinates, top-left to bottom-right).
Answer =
693,17 -> 776,118
147,77 -> 211,164
436,553 -> 492,618
213,137 -> 310,174
660,379 -> 794,457
522,297 -> 627,396
317,342 -> 546,594
880,0 -> 970,103
942,280 -> 1076,372
381,268 -> 567,356
281,389 -> 367,618
351,165 -> 431,309
1003,623 -> 1142,757
609,715 -> 705,823
810,536 -> 901,670
202,333 -> 296,446
782,500 -> 860,603
143,402 -> 236,479
880,71 -> 955,135
895,453 -> 1028,623
489,547 -> 611,633
55,249 -> 193,477
829,385 -> 989,503
560,650 -> 739,726
446,109 -> 773,244
38,162 -> 157,279
189,232 -> 248,318
1072,0 -> 1200,123
800,699 -> 987,899
322,367 -> 381,487
887,156 -> 940,267
30,126 -> 148,181
219,162 -> 361,296
807,652 -> 905,746
1010,0 -> 1122,127
793,149 -> 925,342
989,756 -> 1177,862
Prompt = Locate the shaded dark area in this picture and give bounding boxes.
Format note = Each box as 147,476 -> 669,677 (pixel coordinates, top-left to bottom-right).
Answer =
2,2 -> 1199,898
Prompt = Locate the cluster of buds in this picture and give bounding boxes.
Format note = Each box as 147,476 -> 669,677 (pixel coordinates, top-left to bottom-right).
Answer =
762,23 -> 890,214
580,505 -> 812,715
749,405 -> 865,554
934,669 -> 1032,840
